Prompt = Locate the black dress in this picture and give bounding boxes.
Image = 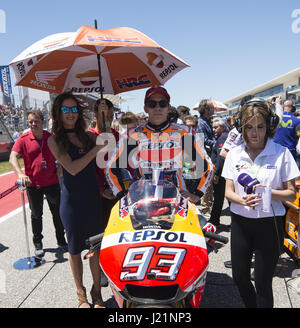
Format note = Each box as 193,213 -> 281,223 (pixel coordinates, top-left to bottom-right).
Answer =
60,143 -> 102,254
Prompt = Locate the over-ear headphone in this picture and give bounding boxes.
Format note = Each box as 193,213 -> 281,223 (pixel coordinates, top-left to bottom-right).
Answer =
234,97 -> 279,134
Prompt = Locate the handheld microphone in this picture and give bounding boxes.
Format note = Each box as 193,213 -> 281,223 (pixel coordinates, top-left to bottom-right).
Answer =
237,173 -> 260,194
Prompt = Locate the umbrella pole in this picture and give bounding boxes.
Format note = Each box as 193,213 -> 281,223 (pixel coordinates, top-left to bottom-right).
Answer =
94,19 -> 104,99
94,19 -> 106,132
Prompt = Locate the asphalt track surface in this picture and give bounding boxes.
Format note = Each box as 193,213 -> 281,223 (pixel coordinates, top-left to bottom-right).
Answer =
1,183 -> 300,311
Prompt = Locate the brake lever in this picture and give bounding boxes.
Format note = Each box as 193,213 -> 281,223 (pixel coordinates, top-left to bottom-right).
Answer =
83,249 -> 95,260
83,241 -> 102,260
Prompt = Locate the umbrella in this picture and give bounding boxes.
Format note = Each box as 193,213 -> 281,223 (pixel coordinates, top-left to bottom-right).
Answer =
9,25 -> 189,97
211,100 -> 228,112
193,100 -> 228,112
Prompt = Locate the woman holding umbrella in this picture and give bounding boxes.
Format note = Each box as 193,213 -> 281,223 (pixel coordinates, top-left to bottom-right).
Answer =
48,91 -> 105,308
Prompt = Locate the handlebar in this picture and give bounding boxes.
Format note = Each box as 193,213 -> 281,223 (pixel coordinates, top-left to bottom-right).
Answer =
203,230 -> 229,244
85,233 -> 104,246
86,231 -> 228,246
84,233 -> 104,260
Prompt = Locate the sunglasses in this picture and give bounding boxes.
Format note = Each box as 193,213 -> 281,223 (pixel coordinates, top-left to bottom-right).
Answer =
181,110 -> 189,115
61,106 -> 79,114
243,98 -> 268,108
145,100 -> 169,109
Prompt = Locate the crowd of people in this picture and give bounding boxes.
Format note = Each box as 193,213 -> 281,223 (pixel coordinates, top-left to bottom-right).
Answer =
7,86 -> 300,308
0,104 -> 25,142
0,103 -> 25,131
0,103 -> 50,142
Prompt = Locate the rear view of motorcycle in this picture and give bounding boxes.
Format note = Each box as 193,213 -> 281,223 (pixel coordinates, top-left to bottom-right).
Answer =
85,173 -> 228,308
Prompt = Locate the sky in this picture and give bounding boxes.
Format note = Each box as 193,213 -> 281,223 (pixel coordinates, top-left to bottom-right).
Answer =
1,0 -> 300,114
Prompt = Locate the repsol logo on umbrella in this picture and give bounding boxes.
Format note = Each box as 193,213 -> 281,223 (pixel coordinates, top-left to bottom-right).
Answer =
116,74 -> 151,90
160,63 -> 179,79
71,87 -> 105,93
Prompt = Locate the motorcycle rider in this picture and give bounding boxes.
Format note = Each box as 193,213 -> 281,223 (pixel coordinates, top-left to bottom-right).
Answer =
105,87 -> 214,204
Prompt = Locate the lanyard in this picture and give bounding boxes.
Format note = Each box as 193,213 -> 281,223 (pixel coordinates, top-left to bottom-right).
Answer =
35,138 -> 45,160
246,156 -> 264,179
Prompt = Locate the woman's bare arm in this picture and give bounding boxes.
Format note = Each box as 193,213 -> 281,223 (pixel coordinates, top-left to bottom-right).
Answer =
48,136 -> 103,176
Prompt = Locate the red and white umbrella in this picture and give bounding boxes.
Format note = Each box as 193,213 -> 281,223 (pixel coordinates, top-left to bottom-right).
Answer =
211,100 -> 228,112
9,25 -> 189,96
193,100 -> 228,112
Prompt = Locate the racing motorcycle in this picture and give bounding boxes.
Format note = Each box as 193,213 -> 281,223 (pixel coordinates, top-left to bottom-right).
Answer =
283,180 -> 300,264
84,172 -> 228,308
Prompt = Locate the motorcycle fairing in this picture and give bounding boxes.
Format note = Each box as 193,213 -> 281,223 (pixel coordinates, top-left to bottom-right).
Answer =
100,195 -> 208,301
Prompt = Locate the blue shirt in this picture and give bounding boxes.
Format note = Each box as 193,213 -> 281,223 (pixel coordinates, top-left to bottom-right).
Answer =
273,111 -> 300,159
196,116 -> 215,154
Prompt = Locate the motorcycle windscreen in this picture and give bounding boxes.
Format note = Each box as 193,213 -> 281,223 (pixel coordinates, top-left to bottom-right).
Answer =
128,180 -> 179,230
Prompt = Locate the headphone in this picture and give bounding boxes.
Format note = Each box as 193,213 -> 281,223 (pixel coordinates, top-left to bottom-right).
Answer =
234,97 -> 279,134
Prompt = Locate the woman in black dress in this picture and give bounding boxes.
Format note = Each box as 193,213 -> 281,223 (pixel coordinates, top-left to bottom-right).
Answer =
48,91 -> 105,308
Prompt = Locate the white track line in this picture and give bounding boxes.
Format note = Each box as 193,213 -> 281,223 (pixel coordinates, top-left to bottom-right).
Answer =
0,204 -> 29,224
0,171 -> 14,177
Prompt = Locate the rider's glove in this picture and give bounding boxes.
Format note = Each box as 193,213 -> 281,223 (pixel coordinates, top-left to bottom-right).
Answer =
203,222 -> 216,233
203,222 -> 217,246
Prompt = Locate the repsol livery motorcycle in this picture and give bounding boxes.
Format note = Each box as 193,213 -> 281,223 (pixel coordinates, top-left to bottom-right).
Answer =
85,176 -> 228,308
284,180 -> 300,264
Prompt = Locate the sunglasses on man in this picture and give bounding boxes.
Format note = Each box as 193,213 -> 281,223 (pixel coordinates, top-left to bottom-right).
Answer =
61,106 -> 79,114
145,99 -> 169,109
181,109 -> 189,115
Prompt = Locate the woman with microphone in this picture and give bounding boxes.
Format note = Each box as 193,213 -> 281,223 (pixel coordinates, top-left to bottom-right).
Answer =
222,98 -> 300,308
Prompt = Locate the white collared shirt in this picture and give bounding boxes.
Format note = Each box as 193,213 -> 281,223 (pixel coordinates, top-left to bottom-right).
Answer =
222,138 -> 300,218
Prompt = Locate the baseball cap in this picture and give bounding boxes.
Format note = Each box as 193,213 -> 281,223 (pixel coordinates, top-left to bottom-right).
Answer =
144,87 -> 170,103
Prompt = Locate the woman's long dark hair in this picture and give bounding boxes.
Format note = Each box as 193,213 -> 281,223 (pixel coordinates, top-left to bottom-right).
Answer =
51,91 -> 94,154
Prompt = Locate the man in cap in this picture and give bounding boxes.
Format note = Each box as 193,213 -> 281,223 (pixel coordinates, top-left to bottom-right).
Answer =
105,86 -> 214,204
